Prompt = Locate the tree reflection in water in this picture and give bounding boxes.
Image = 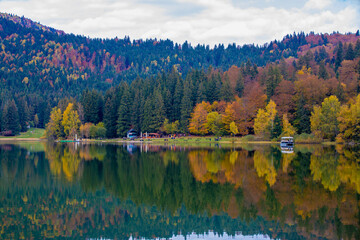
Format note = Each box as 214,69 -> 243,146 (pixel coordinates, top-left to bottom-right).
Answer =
0,142 -> 359,239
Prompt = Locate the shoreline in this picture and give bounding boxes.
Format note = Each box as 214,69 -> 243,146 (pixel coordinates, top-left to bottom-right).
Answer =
0,136 -> 336,145
0,138 -> 46,141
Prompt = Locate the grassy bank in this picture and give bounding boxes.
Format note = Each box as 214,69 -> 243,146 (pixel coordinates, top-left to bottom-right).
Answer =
0,128 -> 45,140
0,130 -> 336,146
116,136 -> 279,145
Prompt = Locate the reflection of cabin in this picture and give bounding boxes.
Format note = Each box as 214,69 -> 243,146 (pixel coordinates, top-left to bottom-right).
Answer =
127,129 -> 138,139
280,137 -> 294,147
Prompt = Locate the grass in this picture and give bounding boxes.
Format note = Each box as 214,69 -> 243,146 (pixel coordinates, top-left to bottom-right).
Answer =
0,128 -> 45,139
294,133 -> 322,144
138,135 -> 278,145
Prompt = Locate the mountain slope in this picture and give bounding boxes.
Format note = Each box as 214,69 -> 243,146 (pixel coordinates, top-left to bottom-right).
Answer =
1,12 -> 358,97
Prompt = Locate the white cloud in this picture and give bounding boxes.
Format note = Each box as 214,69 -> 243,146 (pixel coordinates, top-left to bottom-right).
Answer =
0,0 -> 358,46
305,0 -> 332,10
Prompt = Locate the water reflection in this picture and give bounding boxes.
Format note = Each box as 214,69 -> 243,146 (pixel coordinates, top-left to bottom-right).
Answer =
0,142 -> 359,239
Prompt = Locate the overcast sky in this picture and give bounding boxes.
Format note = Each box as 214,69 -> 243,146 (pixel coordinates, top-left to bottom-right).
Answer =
1,0 -> 359,46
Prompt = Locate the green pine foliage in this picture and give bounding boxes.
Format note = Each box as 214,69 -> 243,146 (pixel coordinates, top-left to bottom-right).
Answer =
2,100 -> 20,135
117,84 -> 131,137
271,114 -> 282,139
104,96 -> 118,138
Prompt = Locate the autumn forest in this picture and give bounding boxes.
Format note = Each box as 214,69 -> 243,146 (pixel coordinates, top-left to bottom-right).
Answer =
1,13 -> 360,141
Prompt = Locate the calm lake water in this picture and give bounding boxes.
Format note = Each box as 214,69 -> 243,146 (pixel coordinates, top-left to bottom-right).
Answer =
0,142 -> 359,239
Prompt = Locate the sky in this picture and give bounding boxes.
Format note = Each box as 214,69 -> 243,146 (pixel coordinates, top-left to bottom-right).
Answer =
0,0 -> 359,46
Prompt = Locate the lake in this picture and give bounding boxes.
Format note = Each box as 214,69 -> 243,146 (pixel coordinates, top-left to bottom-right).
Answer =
0,142 -> 359,239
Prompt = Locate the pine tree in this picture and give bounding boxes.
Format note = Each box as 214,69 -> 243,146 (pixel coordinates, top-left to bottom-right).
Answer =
153,89 -> 166,131
2,100 -> 20,135
81,89 -> 103,124
131,89 -> 144,133
345,43 -> 355,60
180,80 -> 193,132
266,66 -> 282,98
355,40 -> 360,58
172,77 -> 183,121
318,61 -> 329,80
34,114 -> 39,128
220,74 -> 234,102
17,97 -> 29,132
104,96 -> 118,138
0,105 -> 2,132
271,114 -> 282,139
206,74 -> 220,103
235,72 -> 244,97
142,89 -> 165,133
335,42 -> 343,72
117,84 -> 131,137
294,94 -> 311,134
196,82 -> 207,103
142,97 -> 153,133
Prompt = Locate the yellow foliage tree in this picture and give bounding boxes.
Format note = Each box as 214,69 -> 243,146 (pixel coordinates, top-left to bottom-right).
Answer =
206,112 -> 223,136
222,103 -> 235,133
253,150 -> 277,186
310,95 -> 340,140
46,107 -> 64,140
337,94 -> 360,142
282,114 -> 296,137
254,108 -> 269,137
62,103 -> 80,138
254,100 -> 277,138
310,105 -> 322,138
230,121 -> 239,136
266,100 -> 277,131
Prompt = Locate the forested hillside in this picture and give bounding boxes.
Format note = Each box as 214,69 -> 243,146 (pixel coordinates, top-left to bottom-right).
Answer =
1,12 -> 360,139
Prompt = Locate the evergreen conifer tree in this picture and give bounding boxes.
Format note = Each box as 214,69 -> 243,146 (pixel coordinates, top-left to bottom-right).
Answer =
266,66 -> 282,98
2,100 -> 20,135
318,61 -> 329,80
117,84 -> 131,137
180,81 -> 193,132
294,94 -> 311,134
220,75 -> 234,102
104,96 -> 118,138
17,97 -> 29,132
271,114 -> 282,139
335,42 -> 343,72
172,77 -> 183,121
235,72 -> 245,97
345,43 -> 355,60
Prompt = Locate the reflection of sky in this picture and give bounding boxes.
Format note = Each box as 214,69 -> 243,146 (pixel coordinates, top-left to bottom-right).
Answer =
171,232 -> 271,240
129,232 -> 272,240
0,0 -> 359,46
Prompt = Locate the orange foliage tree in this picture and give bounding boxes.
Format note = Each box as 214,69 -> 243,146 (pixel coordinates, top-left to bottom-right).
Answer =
188,102 -> 210,135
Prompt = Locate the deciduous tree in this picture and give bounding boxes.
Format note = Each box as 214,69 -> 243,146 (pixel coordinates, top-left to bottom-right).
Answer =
189,102 -> 209,135
62,103 -> 81,138
282,114 -> 296,137
46,107 -> 64,140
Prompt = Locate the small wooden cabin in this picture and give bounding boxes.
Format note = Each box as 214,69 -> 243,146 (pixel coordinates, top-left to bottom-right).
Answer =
127,129 -> 138,139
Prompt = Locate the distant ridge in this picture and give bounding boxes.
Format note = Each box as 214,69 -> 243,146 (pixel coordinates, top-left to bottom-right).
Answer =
0,12 -> 65,35
0,12 -> 359,98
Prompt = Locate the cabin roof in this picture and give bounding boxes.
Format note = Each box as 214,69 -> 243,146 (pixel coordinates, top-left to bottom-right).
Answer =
127,129 -> 137,134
